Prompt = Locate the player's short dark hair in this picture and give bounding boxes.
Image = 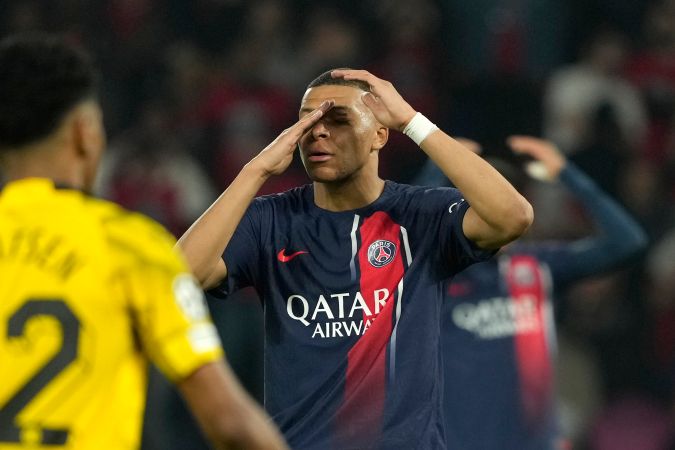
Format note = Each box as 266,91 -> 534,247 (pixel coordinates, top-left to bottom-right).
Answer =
0,33 -> 98,150
307,68 -> 371,93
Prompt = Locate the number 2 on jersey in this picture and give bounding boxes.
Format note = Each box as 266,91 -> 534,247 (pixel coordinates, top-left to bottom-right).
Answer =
0,299 -> 80,445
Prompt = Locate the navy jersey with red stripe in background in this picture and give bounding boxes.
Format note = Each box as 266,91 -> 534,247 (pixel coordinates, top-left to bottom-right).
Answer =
209,181 -> 495,450
415,162 -> 647,450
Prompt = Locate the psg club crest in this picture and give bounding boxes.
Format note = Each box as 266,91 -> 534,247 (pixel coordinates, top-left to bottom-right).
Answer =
367,239 -> 397,268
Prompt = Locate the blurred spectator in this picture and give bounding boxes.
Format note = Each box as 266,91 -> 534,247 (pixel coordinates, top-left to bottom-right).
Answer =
203,36 -> 297,192
368,0 -> 442,115
366,0 -> 444,181
544,28 -> 647,155
539,29 -> 649,240
212,99 -> 305,195
566,0 -> 649,53
562,272 -> 646,395
159,40 -> 218,167
95,0 -> 171,133
167,0 -> 246,53
570,102 -> 632,196
442,0 -> 567,79
626,0 -> 675,163
291,6 -> 366,93
96,101 -> 216,237
238,0 -> 302,94
618,156 -> 674,239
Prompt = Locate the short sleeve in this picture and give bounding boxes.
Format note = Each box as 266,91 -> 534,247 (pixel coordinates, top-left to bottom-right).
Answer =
107,215 -> 223,382
208,200 -> 265,299
427,188 -> 497,279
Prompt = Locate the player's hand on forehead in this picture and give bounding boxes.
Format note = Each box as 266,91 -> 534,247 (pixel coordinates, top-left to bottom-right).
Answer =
297,99 -> 335,129
331,69 -> 416,131
281,99 -> 335,142
250,100 -> 334,177
280,99 -> 335,143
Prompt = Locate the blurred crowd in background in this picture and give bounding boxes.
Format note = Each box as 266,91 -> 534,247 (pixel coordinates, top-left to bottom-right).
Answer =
2,0 -> 675,449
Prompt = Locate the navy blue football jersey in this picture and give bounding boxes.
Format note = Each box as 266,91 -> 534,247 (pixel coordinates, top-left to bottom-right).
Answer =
417,163 -> 647,450
443,251 -> 559,450
210,181 -> 495,450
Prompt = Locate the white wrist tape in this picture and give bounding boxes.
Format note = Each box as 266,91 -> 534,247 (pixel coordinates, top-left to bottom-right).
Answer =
402,112 -> 439,146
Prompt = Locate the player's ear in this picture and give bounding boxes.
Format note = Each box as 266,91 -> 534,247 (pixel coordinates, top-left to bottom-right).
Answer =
70,101 -> 106,193
73,101 -> 105,160
372,125 -> 388,151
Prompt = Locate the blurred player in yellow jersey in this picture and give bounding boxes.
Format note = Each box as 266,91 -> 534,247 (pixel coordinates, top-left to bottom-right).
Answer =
0,34 -> 288,450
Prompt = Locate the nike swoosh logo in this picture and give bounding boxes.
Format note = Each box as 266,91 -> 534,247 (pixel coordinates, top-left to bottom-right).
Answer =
277,248 -> 308,262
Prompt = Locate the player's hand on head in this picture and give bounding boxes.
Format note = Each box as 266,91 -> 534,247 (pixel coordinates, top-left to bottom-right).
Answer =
331,69 -> 416,131
251,100 -> 334,176
507,135 -> 566,181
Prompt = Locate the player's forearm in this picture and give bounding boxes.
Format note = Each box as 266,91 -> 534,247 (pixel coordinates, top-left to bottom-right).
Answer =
179,362 -> 289,450
177,163 -> 269,286
420,130 -> 533,242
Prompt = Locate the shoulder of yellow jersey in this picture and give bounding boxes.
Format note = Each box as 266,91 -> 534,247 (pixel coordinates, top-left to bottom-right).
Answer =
83,196 -> 187,274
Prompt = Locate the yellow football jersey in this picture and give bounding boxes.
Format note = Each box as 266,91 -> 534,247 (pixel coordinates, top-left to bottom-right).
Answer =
0,178 -> 223,449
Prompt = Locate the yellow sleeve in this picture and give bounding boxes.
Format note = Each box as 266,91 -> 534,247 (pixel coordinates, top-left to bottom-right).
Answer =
105,212 -> 224,381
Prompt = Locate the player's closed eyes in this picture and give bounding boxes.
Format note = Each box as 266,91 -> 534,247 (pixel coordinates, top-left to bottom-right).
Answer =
328,117 -> 350,125
324,110 -> 351,124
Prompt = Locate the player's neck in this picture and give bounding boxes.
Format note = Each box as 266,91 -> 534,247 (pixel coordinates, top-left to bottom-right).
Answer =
1,141 -> 84,190
313,175 -> 385,212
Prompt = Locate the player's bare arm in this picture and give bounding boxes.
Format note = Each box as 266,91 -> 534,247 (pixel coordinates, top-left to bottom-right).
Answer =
178,361 -> 289,450
332,69 -> 533,249
177,100 -> 335,289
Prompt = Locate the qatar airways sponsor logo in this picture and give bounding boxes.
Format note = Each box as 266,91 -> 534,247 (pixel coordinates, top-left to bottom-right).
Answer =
452,296 -> 542,339
286,289 -> 391,339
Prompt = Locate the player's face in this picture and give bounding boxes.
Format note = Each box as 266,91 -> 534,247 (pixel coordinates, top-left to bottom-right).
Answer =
298,85 -> 384,183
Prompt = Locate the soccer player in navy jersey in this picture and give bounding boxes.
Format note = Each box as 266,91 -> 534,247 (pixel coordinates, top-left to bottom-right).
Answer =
178,69 -> 534,449
414,136 -> 647,450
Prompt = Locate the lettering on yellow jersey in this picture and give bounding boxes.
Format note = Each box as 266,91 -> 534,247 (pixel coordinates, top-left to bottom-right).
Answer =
0,227 -> 84,280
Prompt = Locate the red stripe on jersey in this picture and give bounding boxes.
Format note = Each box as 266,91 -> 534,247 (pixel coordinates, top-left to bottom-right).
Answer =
335,212 -> 404,447
506,255 -> 553,425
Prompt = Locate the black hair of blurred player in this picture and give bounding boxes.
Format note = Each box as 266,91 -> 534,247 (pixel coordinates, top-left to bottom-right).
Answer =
0,33 -> 105,193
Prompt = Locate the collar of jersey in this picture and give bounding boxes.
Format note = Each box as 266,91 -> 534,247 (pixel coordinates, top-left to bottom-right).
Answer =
306,180 -> 394,217
0,177 -> 81,202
